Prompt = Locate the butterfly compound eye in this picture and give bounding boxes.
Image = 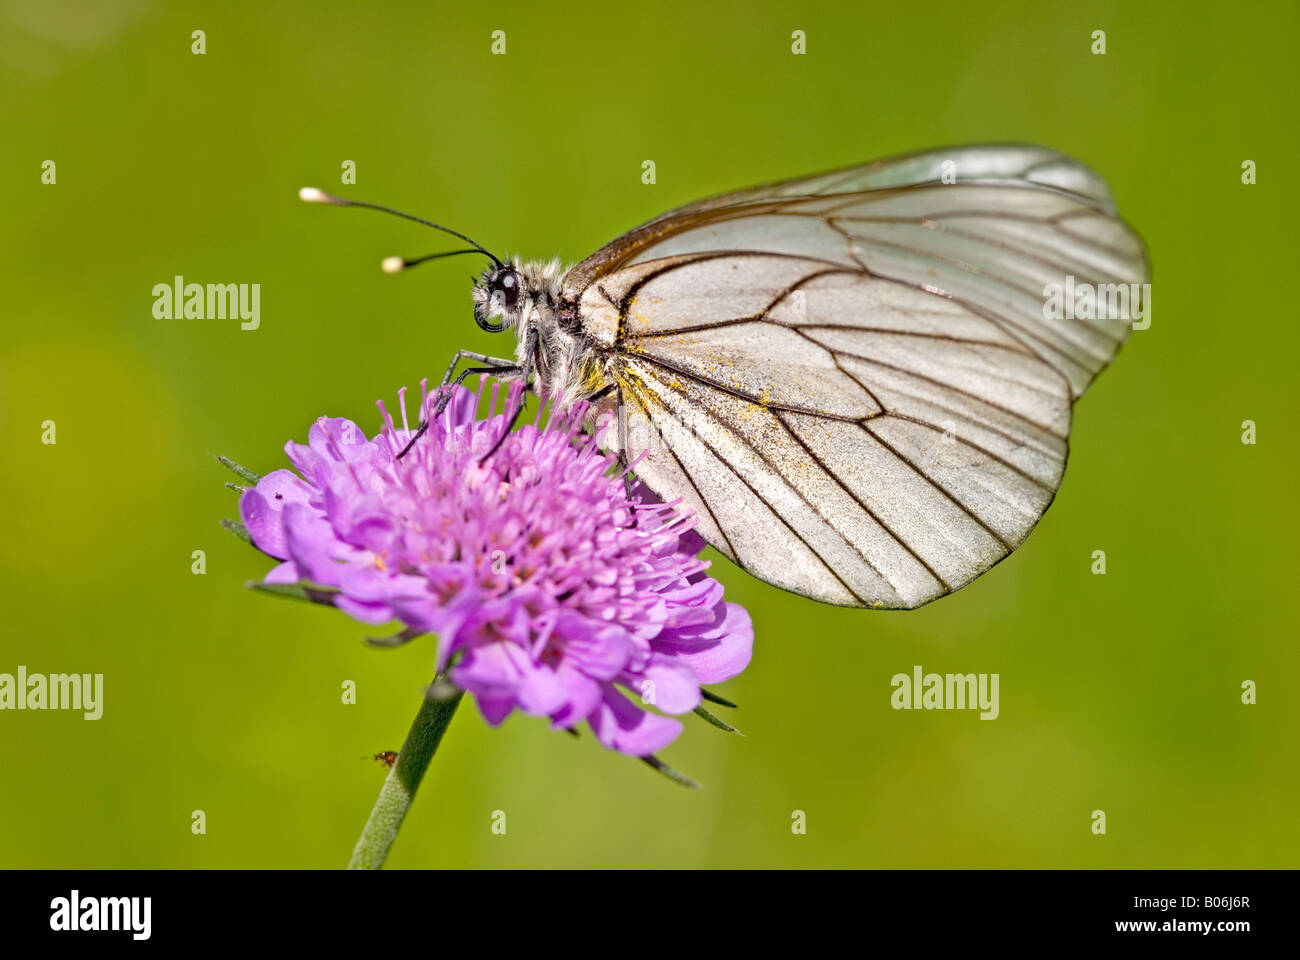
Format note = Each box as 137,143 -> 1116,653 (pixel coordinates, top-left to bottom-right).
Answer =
496,270 -> 520,312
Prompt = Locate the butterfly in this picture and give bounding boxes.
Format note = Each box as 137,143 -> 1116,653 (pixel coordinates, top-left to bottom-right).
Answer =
300,143 -> 1149,610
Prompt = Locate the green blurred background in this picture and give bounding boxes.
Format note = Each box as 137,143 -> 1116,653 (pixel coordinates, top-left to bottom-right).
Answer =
1,0 -> 1296,868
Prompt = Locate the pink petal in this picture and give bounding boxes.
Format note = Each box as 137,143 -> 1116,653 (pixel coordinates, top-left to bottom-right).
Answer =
587,686 -> 683,756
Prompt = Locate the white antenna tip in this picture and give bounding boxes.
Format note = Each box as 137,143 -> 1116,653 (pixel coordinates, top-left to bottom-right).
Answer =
298,186 -> 329,203
381,256 -> 406,274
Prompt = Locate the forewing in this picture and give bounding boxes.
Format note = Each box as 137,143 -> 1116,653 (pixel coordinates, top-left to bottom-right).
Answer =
607,267 -> 1070,609
577,145 -> 1147,608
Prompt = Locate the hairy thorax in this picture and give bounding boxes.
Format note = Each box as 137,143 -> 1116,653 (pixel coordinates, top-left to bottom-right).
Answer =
508,259 -> 612,410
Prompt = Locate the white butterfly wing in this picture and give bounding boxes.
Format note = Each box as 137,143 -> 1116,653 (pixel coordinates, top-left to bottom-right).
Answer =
567,145 -> 1148,608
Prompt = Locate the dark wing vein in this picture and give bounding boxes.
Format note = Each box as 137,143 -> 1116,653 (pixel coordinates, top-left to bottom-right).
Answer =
797,331 -> 1066,438
635,352 -> 864,422
769,410 -> 953,590
853,419 -> 1013,551
826,358 -> 1061,488
634,375 -> 870,603
620,384 -> 739,560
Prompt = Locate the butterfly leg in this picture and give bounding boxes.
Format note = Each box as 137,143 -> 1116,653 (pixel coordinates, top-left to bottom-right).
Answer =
397,350 -> 519,459
576,382 -> 640,505
437,349 -> 518,389
611,388 -> 640,499
476,327 -> 540,463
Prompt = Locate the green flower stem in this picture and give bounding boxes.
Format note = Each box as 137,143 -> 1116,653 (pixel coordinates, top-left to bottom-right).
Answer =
347,683 -> 463,870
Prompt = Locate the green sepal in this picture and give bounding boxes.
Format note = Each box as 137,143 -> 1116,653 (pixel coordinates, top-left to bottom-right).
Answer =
641,754 -> 700,789
694,704 -> 744,735
245,579 -> 339,605
215,455 -> 261,485
700,688 -> 738,708
364,627 -> 424,648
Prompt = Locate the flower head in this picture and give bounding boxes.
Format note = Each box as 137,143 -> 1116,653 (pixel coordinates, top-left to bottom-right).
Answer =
238,381 -> 752,756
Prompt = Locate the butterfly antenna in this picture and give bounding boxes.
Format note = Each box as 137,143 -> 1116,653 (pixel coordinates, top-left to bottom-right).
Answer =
298,187 -> 503,267
380,249 -> 487,274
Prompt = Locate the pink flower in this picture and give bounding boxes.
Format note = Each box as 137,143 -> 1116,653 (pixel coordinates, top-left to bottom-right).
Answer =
238,382 -> 752,756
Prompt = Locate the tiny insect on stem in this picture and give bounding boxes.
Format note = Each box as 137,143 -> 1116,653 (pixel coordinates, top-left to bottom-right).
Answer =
366,751 -> 399,769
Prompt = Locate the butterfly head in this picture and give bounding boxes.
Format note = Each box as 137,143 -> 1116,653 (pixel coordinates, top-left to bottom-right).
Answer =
472,261 -> 526,333
472,258 -> 564,334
